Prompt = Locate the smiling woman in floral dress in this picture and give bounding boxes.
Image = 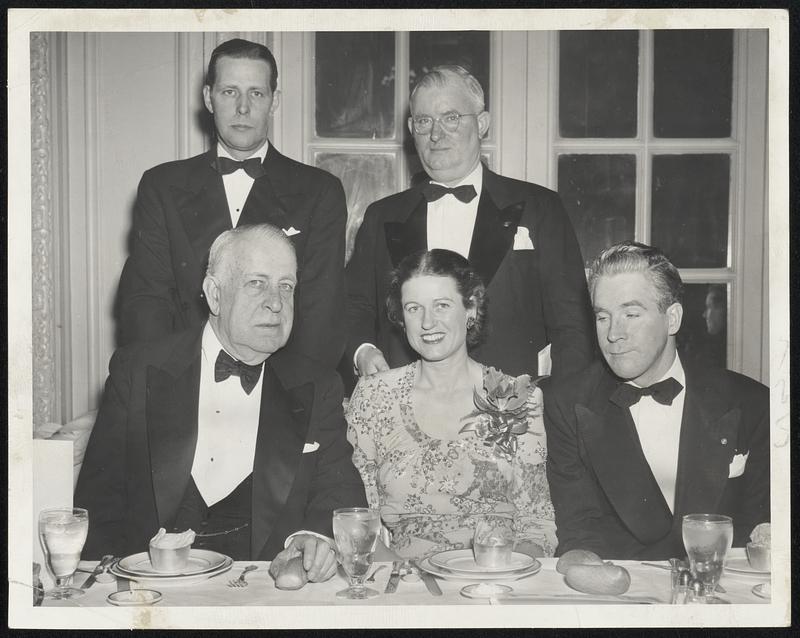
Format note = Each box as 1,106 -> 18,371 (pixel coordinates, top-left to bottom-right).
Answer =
345,249 -> 556,560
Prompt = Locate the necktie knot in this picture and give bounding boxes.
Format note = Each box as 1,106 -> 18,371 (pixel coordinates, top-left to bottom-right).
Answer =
610,377 -> 683,408
421,182 -> 477,204
214,156 -> 266,180
214,350 -> 263,395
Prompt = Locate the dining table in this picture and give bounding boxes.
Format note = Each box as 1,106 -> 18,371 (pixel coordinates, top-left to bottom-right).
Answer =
43,548 -> 770,608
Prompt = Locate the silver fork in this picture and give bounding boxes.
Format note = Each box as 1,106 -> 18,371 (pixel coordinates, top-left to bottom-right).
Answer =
227,564 -> 258,588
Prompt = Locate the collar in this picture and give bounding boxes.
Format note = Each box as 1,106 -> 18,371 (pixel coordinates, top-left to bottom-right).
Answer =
216,140 -> 269,162
430,162 -> 483,194
628,352 -> 686,389
202,321 -> 267,367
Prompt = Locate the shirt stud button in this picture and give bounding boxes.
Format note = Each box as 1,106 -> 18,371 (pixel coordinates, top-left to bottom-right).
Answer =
721,438 -> 728,445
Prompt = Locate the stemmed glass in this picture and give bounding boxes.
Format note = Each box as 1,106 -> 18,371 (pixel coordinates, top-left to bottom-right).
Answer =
38,507 -> 89,599
682,513 -> 733,599
332,507 -> 381,599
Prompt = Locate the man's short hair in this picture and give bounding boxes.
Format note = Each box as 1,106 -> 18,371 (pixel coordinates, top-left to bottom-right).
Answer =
206,38 -> 278,93
206,223 -> 295,280
410,65 -> 485,113
588,241 -> 683,312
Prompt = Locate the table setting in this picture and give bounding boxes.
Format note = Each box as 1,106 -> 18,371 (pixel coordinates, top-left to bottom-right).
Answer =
38,508 -> 771,608
41,551 -> 769,608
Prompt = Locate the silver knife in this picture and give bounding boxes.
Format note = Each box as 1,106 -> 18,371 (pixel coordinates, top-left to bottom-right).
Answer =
384,560 -> 402,594
413,562 -> 442,596
81,554 -> 114,590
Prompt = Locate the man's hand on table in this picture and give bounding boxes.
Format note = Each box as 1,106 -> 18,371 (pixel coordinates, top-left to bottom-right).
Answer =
269,533 -> 338,587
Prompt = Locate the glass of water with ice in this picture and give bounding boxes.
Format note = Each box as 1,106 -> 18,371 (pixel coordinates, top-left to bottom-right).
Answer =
332,507 -> 381,599
473,518 -> 514,568
682,513 -> 733,599
38,507 -> 89,599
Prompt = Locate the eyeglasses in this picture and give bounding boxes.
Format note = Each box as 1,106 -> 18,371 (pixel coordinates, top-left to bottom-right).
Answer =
410,112 -> 481,135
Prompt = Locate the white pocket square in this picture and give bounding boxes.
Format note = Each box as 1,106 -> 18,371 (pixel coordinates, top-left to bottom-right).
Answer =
728,452 -> 749,478
283,226 -> 301,237
302,441 -> 320,454
513,226 -> 534,250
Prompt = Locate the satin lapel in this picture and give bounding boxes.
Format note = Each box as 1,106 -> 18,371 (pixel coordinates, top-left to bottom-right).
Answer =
178,151 -> 231,265
251,362 -> 314,559
238,146 -> 295,230
146,355 -> 201,529
576,372 -> 673,544
673,371 -> 741,518
469,170 -> 523,285
384,196 -> 428,268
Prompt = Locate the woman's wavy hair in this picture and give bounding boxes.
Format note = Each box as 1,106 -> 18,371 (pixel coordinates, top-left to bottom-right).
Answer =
386,249 -> 488,348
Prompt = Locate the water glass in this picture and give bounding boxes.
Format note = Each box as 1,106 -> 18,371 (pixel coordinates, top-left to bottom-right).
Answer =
38,507 -> 89,599
681,513 -> 733,598
332,507 -> 381,599
473,518 -> 514,568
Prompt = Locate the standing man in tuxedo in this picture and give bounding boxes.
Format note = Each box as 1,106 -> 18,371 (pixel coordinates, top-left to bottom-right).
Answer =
76,224 -> 367,586
117,38 -> 346,368
544,241 -> 769,560
346,65 -> 594,382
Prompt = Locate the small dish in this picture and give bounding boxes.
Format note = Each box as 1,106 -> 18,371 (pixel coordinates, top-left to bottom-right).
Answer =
725,557 -> 770,577
752,582 -> 771,600
461,583 -> 513,599
107,589 -> 162,606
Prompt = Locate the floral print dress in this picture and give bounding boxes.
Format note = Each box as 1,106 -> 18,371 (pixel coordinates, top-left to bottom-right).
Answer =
345,361 -> 557,560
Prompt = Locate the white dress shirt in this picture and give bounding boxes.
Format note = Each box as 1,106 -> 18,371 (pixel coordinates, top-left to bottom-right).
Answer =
191,323 -> 264,507
217,141 -> 269,227
354,163 -> 484,370
627,353 -> 687,513
425,162 -> 483,259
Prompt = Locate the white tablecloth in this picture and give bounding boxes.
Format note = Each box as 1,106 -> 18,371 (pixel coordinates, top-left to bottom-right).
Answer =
45,549 -> 769,608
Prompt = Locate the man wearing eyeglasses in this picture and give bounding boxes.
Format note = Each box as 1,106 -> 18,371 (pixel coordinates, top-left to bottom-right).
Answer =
346,65 -> 594,383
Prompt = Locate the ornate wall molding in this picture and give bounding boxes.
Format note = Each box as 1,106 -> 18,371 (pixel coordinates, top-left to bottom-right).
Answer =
31,32 -> 56,430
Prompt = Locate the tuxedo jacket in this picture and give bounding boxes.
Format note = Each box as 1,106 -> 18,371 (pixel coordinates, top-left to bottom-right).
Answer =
117,145 -> 347,369
544,360 -> 770,560
345,164 -> 595,381
74,327 -> 367,561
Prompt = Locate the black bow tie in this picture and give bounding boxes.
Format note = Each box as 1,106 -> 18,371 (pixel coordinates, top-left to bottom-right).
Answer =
610,377 -> 684,408
214,350 -> 263,395
421,182 -> 478,204
214,156 -> 266,179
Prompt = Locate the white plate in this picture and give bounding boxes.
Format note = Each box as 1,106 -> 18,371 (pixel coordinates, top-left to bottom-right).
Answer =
111,556 -> 233,586
430,549 -> 536,575
107,589 -> 162,606
725,557 -> 770,577
752,583 -> 771,599
419,556 -> 541,582
116,549 -> 228,577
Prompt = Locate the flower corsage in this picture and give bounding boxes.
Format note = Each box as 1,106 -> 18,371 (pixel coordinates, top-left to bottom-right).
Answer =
459,367 -> 547,461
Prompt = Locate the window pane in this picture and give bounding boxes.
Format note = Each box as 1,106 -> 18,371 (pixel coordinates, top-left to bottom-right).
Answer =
651,154 -> 729,268
409,31 -> 491,111
559,31 -> 639,138
653,30 -> 733,138
315,32 -> 395,138
315,153 -> 396,263
558,154 -> 636,267
677,283 -> 728,369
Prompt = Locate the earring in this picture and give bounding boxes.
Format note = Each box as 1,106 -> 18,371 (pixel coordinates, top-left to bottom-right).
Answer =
467,317 -> 476,329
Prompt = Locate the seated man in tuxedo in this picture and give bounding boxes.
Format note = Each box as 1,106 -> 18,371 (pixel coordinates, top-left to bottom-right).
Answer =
117,38 -> 346,369
544,241 -> 769,560
76,223 -> 367,586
